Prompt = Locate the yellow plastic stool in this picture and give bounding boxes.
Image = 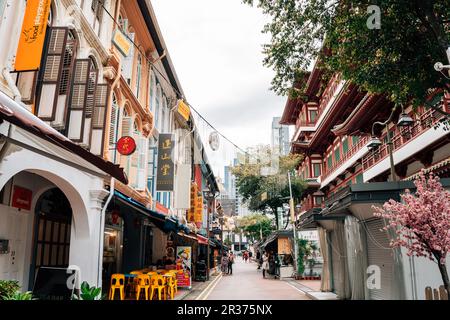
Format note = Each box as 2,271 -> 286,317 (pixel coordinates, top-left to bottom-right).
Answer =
135,274 -> 151,300
166,275 -> 176,300
150,275 -> 166,300
109,274 -> 125,300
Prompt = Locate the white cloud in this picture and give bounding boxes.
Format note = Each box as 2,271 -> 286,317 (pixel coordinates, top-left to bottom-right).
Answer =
151,0 -> 287,173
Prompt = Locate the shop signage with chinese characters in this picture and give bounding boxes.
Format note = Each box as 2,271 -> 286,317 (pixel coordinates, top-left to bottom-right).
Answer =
187,183 -> 198,223
194,194 -> 203,223
11,186 -> 32,211
156,134 -> 175,191
116,136 -> 136,156
15,0 -> 52,71
177,100 -> 190,122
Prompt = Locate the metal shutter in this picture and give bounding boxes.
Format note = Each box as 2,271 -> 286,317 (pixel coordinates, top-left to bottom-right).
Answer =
330,230 -> 344,298
364,218 -> 394,300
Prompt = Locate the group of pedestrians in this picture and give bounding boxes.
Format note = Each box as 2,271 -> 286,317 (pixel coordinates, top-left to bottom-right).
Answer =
220,251 -> 235,275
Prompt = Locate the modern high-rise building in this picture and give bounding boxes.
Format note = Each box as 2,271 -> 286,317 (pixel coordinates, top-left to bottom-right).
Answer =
271,116 -> 290,156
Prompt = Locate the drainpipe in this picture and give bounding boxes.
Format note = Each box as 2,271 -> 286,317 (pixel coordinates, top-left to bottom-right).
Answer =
98,177 -> 115,289
2,67 -> 22,102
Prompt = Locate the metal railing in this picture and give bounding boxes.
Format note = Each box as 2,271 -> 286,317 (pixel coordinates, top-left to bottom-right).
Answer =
362,103 -> 447,171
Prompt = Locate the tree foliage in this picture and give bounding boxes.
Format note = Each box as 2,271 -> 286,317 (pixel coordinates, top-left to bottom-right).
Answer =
232,146 -> 306,229
373,171 -> 450,292
236,214 -> 275,241
243,0 -> 450,106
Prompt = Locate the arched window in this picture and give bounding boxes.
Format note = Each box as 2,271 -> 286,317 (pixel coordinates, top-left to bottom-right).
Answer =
136,54 -> 142,98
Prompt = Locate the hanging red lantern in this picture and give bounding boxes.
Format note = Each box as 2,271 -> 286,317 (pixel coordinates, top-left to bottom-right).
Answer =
116,136 -> 136,156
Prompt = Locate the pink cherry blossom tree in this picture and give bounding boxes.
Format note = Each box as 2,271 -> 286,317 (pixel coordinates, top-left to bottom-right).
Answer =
373,170 -> 450,293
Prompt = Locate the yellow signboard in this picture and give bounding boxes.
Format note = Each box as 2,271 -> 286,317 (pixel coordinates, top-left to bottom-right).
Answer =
278,237 -> 292,255
112,29 -> 132,57
194,195 -> 203,223
15,0 -> 52,71
177,100 -> 190,121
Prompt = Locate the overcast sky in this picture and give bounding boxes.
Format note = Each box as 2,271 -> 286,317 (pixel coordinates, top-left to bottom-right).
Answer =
151,0 -> 288,177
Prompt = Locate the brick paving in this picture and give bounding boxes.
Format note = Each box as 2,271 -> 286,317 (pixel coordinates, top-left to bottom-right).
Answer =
203,260 -> 311,300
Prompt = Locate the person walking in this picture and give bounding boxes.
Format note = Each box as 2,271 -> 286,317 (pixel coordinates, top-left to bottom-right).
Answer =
221,252 -> 229,274
262,252 -> 269,279
227,252 -> 235,275
256,251 -> 261,269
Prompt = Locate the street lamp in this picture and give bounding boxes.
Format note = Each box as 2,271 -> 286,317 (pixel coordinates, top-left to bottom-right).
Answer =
368,104 -> 413,181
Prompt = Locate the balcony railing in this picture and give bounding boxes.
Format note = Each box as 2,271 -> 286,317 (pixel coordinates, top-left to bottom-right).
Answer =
362,101 -> 448,171
321,135 -> 369,181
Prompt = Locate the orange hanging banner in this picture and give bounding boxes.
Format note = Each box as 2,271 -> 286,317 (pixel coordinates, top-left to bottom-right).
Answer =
15,0 -> 52,71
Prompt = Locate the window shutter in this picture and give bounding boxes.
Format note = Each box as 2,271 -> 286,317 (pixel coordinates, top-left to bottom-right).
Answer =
90,83 -> 110,156
119,115 -> 132,178
52,36 -> 78,129
121,115 -> 132,137
137,136 -> 148,190
37,27 -> 68,121
82,62 -> 98,147
121,32 -> 135,82
67,59 -> 89,141
108,101 -> 119,161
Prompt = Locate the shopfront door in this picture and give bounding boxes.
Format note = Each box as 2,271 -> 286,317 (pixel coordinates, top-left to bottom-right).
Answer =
29,188 -> 72,289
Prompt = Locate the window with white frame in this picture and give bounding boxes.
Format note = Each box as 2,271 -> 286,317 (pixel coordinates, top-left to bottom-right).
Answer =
91,0 -> 103,37
155,85 -> 161,130
135,54 -> 142,98
108,93 -> 120,163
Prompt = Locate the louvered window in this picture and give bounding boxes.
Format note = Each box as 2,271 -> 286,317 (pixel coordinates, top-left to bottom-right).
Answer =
90,83 -> 110,155
109,95 -> 119,162
37,27 -> 68,121
67,59 -> 90,142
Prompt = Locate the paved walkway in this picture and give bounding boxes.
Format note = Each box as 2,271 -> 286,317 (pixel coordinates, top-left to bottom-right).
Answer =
200,260 -> 310,300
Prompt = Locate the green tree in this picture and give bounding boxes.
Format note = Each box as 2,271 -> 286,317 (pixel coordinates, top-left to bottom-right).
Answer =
236,214 -> 275,241
232,147 -> 305,229
243,0 -> 450,107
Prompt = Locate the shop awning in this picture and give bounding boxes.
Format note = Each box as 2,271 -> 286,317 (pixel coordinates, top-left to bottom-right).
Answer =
0,92 -> 128,184
177,232 -> 198,242
197,234 -> 209,245
114,190 -> 166,230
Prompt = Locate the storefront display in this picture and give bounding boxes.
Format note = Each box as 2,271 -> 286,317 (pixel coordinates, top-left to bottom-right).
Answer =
176,246 -> 192,289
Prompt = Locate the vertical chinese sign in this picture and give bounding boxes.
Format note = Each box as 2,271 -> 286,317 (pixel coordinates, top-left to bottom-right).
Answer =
187,182 -> 197,223
176,246 -> 192,288
15,0 -> 52,71
156,134 -> 174,191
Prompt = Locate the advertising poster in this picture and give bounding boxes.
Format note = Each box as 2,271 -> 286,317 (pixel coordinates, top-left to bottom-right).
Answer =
176,246 -> 192,288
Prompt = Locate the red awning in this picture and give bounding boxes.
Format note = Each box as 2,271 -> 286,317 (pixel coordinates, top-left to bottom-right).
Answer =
197,234 -> 209,245
0,91 -> 128,184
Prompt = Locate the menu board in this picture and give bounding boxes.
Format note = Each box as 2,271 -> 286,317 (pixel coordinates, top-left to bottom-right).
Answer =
176,246 -> 192,288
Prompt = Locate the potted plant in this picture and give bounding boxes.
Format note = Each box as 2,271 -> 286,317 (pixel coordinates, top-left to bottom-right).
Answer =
72,281 -> 105,300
